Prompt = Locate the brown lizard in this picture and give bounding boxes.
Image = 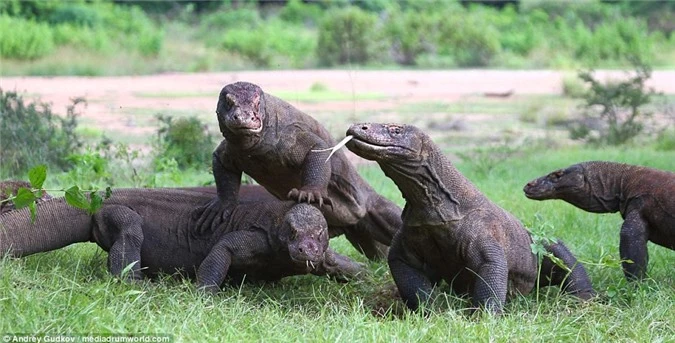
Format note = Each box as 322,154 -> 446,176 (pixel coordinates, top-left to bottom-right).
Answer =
345,122 -> 594,314
524,161 -> 674,280
197,81 -> 401,260
0,185 -> 364,291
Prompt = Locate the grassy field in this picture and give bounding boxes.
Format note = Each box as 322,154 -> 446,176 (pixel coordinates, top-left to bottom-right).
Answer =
1,70 -> 674,341
1,145 -> 673,342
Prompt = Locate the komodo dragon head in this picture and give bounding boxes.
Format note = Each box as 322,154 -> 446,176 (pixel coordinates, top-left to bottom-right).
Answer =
523,164 -> 587,201
345,123 -> 427,164
279,203 -> 330,267
216,81 -> 265,149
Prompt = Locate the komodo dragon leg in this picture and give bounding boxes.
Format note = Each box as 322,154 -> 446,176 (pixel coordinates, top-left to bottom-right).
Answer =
466,242 -> 509,314
343,227 -> 389,261
95,206 -> 144,280
619,211 -> 650,280
538,240 -> 595,299
196,230 -> 268,293
388,236 -> 435,312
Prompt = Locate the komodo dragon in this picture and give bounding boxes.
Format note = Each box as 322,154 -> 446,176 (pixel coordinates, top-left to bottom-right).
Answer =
345,123 -> 595,314
0,186 -> 364,292
198,81 -> 401,260
524,161 -> 675,280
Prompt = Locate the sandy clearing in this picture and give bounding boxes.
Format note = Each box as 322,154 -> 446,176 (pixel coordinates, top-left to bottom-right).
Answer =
2,69 -> 673,139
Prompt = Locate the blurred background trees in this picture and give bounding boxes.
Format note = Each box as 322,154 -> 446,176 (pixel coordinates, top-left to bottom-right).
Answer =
1,0 -> 673,75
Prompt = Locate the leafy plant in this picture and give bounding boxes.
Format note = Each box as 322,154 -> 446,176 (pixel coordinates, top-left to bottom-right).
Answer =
0,165 -> 111,221
218,20 -> 316,68
435,10 -> 502,67
0,89 -> 83,177
153,115 -> 215,171
384,6 -> 436,65
570,62 -> 659,145
0,15 -> 55,59
316,6 -> 379,66
279,0 -> 323,25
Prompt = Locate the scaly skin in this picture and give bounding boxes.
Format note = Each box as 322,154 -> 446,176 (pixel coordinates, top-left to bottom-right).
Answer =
346,123 -> 594,314
198,81 -> 402,260
524,161 -> 675,280
0,185 -> 364,291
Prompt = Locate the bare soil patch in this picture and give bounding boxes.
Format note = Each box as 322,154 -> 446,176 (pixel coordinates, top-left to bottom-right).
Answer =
3,70 -> 674,146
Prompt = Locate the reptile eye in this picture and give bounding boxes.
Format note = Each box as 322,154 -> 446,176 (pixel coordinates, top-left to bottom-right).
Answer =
223,94 -> 236,110
549,170 -> 564,180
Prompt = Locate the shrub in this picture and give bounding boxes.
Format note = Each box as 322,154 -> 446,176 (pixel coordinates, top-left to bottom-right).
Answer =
576,18 -> 655,66
435,12 -> 502,67
97,3 -> 164,56
384,7 -> 437,65
152,115 -> 215,170
492,6 -> 547,56
52,24 -> 111,52
279,0 -> 323,25
48,4 -> 101,27
218,20 -> 315,68
562,74 -> 587,98
200,6 -> 261,31
0,15 -> 54,59
0,90 -> 83,177
316,6 -> 379,66
0,0 -> 62,20
570,62 -> 659,145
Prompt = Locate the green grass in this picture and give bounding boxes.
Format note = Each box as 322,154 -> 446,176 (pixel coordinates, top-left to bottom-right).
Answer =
2,147 -> 673,341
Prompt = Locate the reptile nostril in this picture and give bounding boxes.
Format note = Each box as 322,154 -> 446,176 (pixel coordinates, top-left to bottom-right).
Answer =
361,125 -> 368,130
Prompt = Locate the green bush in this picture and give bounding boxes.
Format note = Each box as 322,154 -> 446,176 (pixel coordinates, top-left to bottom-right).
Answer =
219,20 -> 315,68
279,0 -> 323,25
153,115 -> 215,171
0,90 -> 83,177
576,18 -> 655,65
316,6 -> 379,66
435,11 -> 502,67
0,0 -> 62,20
562,74 -> 587,98
0,15 -> 54,59
491,6 -> 547,56
48,4 -> 101,27
571,63 -> 658,145
52,24 -> 111,52
384,7 -> 436,65
200,6 -> 260,31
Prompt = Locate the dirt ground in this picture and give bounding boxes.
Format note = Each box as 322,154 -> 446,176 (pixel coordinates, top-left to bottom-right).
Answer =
2,69 -> 674,143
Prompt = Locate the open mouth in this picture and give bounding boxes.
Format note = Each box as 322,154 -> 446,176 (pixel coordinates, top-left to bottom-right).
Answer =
290,257 -> 322,270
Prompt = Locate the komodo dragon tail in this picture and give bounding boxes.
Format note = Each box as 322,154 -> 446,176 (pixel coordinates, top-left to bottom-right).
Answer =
0,198 -> 93,258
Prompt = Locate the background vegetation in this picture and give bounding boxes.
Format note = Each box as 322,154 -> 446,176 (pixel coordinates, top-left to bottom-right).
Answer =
2,0 -> 675,75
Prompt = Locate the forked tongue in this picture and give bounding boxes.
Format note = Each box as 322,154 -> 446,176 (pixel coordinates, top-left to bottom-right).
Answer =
311,135 -> 353,163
